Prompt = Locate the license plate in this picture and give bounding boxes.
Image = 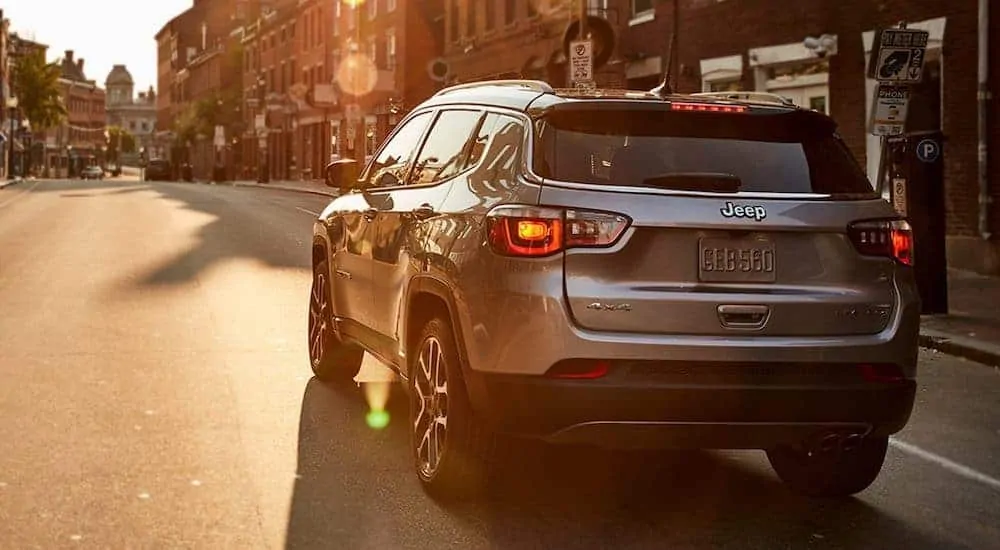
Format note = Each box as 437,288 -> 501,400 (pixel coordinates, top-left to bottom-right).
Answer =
698,238 -> 776,283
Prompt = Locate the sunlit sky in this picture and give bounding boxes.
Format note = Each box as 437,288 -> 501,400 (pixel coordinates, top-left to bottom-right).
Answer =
5,0 -> 192,92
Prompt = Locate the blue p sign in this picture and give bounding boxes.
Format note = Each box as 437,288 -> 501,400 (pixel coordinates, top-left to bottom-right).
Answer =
917,139 -> 940,163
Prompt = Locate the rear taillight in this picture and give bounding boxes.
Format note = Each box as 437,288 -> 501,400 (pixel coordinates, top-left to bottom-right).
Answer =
670,102 -> 748,113
847,219 -> 913,266
486,205 -> 630,258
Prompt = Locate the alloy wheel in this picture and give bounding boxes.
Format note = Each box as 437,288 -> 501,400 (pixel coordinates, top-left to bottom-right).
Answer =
413,336 -> 449,479
308,273 -> 328,365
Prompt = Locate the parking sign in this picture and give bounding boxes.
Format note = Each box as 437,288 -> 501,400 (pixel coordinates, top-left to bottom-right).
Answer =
867,28 -> 929,83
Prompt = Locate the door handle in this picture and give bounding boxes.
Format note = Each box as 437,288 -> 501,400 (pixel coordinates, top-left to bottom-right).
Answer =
411,204 -> 436,220
717,304 -> 770,330
363,207 -> 378,221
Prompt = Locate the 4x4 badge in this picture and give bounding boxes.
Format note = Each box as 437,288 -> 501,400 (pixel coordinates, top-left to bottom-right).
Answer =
720,201 -> 767,222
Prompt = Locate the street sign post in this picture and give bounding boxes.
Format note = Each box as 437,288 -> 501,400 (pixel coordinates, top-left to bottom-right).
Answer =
345,104 -> 362,124
569,39 -> 594,87
869,23 -> 929,203
867,27 -> 929,83
868,84 -> 910,136
213,125 -> 226,148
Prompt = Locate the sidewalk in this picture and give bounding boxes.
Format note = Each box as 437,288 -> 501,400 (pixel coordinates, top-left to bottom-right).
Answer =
920,269 -> 1000,368
0,176 -> 25,189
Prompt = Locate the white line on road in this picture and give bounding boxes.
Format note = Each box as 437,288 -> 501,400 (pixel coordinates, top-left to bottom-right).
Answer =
0,179 -> 41,209
891,437 -> 1000,492
296,207 -> 320,216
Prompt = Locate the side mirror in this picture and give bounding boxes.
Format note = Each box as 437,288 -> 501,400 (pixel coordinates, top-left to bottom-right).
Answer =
325,159 -> 360,194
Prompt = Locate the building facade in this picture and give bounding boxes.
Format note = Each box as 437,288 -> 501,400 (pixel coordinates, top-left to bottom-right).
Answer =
611,0 -> 998,273
231,0 -> 445,182
154,0 -> 243,172
105,65 -> 158,162
42,50 -> 106,177
442,0 -> 625,87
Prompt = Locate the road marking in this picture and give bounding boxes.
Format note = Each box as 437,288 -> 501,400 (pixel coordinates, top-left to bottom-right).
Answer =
296,207 -> 320,216
0,179 -> 41,208
891,438 -> 1000,491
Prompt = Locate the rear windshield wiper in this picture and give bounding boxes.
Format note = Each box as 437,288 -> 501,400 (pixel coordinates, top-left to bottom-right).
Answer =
640,172 -> 742,193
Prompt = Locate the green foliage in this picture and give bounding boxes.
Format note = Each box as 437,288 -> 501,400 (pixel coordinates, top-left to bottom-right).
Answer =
10,50 -> 67,131
105,126 -> 137,161
172,89 -> 244,146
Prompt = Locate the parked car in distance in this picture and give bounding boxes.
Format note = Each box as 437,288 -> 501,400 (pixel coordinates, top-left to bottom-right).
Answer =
145,159 -> 172,181
309,80 -> 920,501
81,165 -> 104,180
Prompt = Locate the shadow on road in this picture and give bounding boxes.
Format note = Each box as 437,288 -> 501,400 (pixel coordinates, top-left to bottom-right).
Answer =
285,378 -> 963,550
19,179 -> 316,287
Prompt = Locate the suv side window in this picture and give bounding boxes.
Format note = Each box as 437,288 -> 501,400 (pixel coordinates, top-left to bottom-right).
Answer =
476,113 -> 524,178
408,109 -> 484,186
362,111 -> 433,189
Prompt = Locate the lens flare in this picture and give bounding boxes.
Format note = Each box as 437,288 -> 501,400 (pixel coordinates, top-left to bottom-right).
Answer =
366,409 -> 390,430
363,380 -> 392,412
341,0 -> 365,8
336,52 -> 378,97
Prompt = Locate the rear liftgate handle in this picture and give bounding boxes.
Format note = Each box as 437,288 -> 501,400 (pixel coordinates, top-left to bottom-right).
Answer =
717,304 -> 771,330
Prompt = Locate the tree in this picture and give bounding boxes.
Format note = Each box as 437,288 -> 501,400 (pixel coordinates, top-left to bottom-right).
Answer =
10,50 -> 67,131
105,126 -> 137,165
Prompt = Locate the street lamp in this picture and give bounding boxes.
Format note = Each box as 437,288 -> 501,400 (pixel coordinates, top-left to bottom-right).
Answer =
6,96 -> 19,179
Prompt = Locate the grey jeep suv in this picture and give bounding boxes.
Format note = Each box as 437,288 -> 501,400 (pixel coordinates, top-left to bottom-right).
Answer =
308,80 -> 919,499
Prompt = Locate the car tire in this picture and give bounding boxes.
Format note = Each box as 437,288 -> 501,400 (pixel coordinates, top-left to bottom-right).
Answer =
767,435 -> 888,498
409,315 -> 497,500
308,259 -> 363,382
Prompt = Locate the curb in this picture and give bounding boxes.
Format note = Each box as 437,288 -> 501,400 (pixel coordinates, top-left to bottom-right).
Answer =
919,328 -> 1000,368
0,178 -> 24,189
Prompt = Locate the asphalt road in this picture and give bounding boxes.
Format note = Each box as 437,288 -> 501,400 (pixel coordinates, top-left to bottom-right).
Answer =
1,179 -> 998,550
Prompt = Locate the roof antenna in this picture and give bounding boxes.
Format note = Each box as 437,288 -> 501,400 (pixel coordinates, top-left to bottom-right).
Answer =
650,32 -> 676,98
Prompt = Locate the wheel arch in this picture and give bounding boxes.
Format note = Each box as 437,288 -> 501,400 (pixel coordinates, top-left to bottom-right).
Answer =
404,277 -> 474,385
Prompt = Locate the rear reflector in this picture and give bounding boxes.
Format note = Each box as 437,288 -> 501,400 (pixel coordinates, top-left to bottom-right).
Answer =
858,364 -> 904,383
546,360 -> 611,379
670,102 -> 748,113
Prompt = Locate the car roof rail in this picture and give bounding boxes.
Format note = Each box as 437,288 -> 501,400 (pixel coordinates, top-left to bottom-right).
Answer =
433,79 -> 555,97
689,91 -> 797,107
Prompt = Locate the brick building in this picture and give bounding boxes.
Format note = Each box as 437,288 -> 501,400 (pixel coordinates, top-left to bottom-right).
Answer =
610,0 -> 998,273
42,50 -> 106,177
154,0 -> 243,170
442,0 -> 625,87
233,0 -> 445,181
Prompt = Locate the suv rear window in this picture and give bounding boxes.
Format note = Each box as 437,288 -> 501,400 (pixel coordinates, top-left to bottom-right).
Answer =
533,107 -> 875,197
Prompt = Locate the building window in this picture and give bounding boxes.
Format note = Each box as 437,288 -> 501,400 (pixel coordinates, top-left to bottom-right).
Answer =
632,0 -> 653,17
449,0 -> 460,42
290,60 -> 297,83
367,36 -> 378,67
485,0 -> 496,30
386,30 -> 397,70
527,0 -> 537,17
708,79 -> 741,92
504,0 -> 515,25
467,0 -> 477,36
388,0 -> 397,11
348,4 -> 356,29
367,0 -> 377,20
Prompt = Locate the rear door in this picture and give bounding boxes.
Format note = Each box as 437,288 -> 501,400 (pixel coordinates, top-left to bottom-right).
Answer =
534,103 -> 900,337
368,108 -> 486,342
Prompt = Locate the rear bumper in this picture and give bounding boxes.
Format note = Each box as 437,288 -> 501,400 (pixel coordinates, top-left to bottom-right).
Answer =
466,371 -> 916,450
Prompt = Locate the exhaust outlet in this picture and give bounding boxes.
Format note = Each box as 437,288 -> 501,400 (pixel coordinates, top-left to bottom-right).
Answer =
817,433 -> 842,454
840,433 -> 864,452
